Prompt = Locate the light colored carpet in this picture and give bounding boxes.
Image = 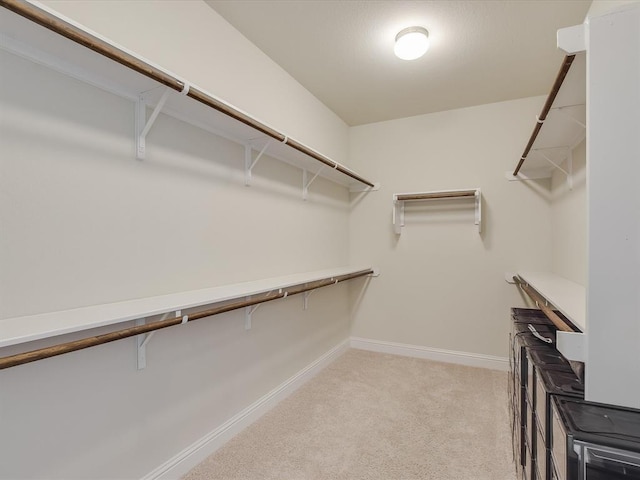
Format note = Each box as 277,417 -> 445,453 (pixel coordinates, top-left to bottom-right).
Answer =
183,348 -> 516,480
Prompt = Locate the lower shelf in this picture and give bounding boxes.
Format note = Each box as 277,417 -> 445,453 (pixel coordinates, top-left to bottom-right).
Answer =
0,266 -> 378,349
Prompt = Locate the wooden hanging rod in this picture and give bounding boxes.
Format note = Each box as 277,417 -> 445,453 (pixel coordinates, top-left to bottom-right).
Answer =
395,190 -> 477,202
513,55 -> 576,176
0,269 -> 373,370
513,276 -> 574,332
0,0 -> 375,188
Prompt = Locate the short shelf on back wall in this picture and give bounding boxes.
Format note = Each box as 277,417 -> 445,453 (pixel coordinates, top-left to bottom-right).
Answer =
0,266 -> 379,370
392,188 -> 482,234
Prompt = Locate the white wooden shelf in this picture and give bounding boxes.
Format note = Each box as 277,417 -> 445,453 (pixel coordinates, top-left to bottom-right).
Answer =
392,188 -> 482,234
0,266 -> 376,349
517,271 -> 586,362
0,2 -> 377,191
508,53 -> 586,182
517,271 -> 585,331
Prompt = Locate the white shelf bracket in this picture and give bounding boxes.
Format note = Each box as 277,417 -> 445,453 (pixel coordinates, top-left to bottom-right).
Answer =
475,189 -> 482,233
245,290 -> 279,329
135,318 -> 148,370
303,290 -> 316,310
245,140 -> 273,186
244,302 -> 259,330
302,167 -> 325,201
552,105 -> 586,129
135,87 -> 171,160
136,310 -> 183,370
534,149 -> 573,190
392,196 -> 405,235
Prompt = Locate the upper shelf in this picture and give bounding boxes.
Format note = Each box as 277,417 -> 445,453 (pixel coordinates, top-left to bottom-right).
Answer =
509,53 -> 586,180
0,266 -> 376,349
0,1 -> 376,190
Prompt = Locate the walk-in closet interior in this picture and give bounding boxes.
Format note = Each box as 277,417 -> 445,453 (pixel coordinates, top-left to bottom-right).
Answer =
1,0 -> 639,479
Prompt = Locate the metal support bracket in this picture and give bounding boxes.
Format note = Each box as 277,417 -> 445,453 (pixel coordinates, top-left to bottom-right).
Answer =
533,148 -> 573,190
392,197 -> 405,234
552,104 -> 586,129
302,167 -> 326,201
474,189 -> 482,233
136,87 -> 171,160
303,290 -> 316,310
136,310 -> 183,370
245,290 -> 281,329
245,140 -> 273,186
245,302 -> 259,330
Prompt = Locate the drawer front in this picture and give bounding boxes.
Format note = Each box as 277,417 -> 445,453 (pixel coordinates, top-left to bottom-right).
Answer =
535,371 -> 547,436
510,332 -> 516,371
551,403 -> 566,480
527,398 -> 534,459
525,441 -> 533,480
536,425 -> 547,480
526,358 -> 534,405
583,442 -> 640,478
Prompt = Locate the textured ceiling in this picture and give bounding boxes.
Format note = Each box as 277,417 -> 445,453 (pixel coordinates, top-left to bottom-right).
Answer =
205,0 -> 591,126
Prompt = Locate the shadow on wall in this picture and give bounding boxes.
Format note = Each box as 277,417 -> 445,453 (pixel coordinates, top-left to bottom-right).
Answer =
142,112 -> 351,211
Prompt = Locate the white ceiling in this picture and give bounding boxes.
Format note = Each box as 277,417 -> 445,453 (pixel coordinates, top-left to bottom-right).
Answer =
205,0 -> 591,126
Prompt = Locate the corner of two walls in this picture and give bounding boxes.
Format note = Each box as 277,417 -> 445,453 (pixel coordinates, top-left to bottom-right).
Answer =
550,140 -> 587,286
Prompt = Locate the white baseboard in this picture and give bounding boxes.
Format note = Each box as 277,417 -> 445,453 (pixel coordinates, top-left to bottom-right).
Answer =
350,337 -> 508,371
143,338 -> 350,480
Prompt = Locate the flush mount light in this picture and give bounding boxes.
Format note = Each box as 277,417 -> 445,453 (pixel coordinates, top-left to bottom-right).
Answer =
394,26 -> 429,60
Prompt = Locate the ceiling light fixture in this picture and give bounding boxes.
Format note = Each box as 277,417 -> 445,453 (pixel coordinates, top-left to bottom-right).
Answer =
394,26 -> 429,60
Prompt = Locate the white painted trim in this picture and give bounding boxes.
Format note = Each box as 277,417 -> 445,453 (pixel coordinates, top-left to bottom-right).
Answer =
142,339 -> 350,480
350,337 -> 508,372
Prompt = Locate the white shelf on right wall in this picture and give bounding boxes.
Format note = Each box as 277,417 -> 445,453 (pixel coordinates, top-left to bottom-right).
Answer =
517,271 -> 585,331
517,271 -> 586,362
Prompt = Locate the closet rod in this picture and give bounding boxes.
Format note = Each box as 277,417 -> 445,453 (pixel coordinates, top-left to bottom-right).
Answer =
512,55 -> 576,176
513,276 -> 574,333
0,269 -> 373,370
396,190 -> 477,201
0,0 -> 375,188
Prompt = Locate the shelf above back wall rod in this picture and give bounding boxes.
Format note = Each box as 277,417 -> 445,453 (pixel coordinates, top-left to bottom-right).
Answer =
393,188 -> 482,235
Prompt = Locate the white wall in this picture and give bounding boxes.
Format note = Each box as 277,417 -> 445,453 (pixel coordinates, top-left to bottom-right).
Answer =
585,4 -> 640,409
348,97 -> 553,358
550,140 -> 586,285
0,1 -> 357,478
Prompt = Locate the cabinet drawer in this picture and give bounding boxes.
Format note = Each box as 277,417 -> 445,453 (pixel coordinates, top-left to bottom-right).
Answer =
551,402 -> 566,480
536,425 -> 547,480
